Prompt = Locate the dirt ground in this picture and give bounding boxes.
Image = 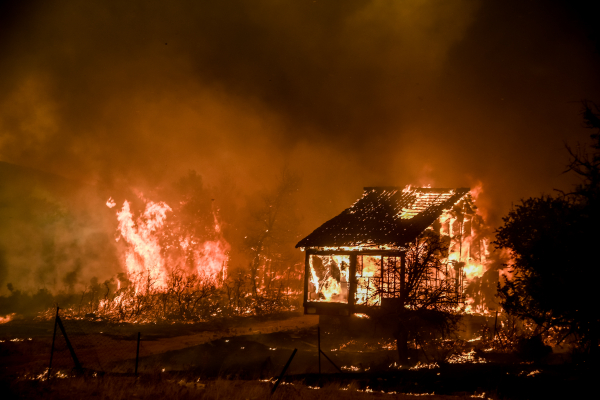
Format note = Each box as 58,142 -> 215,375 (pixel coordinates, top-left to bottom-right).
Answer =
0,313 -> 596,399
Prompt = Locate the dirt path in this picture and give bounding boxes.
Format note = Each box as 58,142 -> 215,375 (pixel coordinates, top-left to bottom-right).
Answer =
0,314 -> 320,372
143,314 -> 318,355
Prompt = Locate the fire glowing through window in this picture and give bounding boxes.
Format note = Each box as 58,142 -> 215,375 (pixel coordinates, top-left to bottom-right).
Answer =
107,196 -> 230,292
308,255 -> 350,303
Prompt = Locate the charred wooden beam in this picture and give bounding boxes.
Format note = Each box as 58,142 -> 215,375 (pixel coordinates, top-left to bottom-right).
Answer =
306,249 -> 406,256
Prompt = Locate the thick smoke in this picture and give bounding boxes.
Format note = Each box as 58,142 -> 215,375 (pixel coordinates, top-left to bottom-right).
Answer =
1,0 -> 600,295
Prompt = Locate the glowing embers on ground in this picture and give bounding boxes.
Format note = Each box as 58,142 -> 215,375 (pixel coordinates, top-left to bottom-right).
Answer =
108,195 -> 230,292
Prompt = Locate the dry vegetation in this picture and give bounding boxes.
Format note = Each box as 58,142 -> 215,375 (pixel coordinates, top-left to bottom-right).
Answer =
6,375 -> 484,400
1,313 -> 595,400
30,270 -> 302,324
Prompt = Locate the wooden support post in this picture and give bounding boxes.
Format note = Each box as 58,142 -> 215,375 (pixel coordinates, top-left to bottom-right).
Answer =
271,348 -> 297,395
398,251 -> 409,364
318,326 -> 321,375
135,332 -> 141,376
399,251 -> 406,307
380,255 -> 384,294
56,314 -> 82,371
48,306 -> 59,380
415,336 -> 430,363
348,255 -> 357,308
303,251 -> 310,308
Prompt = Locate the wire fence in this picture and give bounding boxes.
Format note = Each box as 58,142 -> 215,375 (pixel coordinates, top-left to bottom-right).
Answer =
33,307 -> 519,382
40,307 -> 354,381
46,308 -> 157,377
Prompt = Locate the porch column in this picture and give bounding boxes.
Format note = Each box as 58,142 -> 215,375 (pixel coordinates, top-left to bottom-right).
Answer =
348,254 -> 357,308
399,251 -> 406,307
303,250 -> 310,308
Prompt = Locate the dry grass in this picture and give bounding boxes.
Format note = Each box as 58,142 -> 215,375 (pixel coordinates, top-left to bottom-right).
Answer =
7,375 -> 478,400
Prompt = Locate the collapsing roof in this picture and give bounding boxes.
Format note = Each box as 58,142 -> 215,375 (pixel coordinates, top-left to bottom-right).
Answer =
296,186 -> 470,249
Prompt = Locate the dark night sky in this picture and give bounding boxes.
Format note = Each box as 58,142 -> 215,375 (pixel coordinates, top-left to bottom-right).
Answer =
1,0 -> 600,231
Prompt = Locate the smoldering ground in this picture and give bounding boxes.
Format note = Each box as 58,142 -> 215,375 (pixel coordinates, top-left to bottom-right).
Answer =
1,0 -> 600,294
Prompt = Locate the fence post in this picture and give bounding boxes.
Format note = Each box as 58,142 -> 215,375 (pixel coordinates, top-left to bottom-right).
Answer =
317,326 -> 321,375
55,313 -> 82,371
47,306 -> 59,380
135,332 -> 141,376
271,348 -> 297,395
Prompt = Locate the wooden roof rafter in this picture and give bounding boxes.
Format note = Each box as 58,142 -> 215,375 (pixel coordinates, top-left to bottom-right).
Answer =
296,186 -> 470,249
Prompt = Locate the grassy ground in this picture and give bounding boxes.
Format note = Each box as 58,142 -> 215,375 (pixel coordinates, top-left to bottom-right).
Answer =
0,314 -> 596,399
4,374 -> 484,400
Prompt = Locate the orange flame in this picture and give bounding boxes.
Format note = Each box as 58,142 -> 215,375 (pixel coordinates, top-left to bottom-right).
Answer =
115,199 -> 172,290
110,196 -> 229,292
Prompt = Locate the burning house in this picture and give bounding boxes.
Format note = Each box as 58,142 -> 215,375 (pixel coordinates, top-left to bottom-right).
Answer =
296,186 -> 489,317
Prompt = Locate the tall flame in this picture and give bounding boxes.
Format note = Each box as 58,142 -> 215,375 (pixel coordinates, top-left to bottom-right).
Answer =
110,196 -> 229,292
116,199 -> 172,290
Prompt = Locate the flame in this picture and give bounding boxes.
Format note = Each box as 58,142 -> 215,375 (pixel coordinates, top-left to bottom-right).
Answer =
308,255 -> 349,302
0,313 -> 15,324
470,181 -> 483,201
195,239 -> 229,281
116,199 -> 171,290
110,195 -> 229,292
464,263 -> 484,280
310,265 -> 320,294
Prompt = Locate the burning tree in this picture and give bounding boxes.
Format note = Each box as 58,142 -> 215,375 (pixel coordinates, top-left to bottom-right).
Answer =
495,103 -> 600,355
110,170 -> 229,293
243,168 -> 304,312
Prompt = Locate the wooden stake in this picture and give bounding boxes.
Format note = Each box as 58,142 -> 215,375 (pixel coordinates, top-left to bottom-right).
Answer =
55,314 -> 82,371
47,306 -> 59,380
135,332 -> 141,376
318,326 -> 321,375
271,348 -> 297,395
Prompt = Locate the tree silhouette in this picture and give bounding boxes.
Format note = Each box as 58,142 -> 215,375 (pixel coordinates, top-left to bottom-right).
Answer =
244,168 -> 302,301
495,103 -> 600,354
372,230 -> 462,364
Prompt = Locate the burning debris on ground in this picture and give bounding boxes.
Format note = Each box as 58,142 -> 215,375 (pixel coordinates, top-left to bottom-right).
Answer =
1,314 -> 595,399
